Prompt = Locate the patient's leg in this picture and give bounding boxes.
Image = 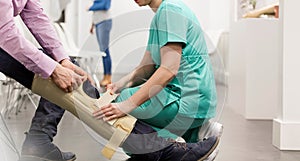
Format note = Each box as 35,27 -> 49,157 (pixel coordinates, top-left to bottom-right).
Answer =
31,76 -> 220,161
31,75 -> 137,159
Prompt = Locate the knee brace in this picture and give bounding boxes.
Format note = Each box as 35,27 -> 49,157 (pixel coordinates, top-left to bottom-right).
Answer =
31,75 -> 137,159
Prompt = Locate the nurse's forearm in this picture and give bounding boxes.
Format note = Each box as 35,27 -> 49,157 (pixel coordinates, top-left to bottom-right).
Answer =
120,64 -> 156,89
123,43 -> 181,109
130,64 -> 156,87
126,66 -> 174,109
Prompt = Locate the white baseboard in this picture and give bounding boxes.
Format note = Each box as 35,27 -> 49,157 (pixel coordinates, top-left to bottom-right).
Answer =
273,118 -> 300,150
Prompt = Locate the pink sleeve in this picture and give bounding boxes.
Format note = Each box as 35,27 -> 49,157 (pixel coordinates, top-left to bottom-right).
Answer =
0,0 -> 69,78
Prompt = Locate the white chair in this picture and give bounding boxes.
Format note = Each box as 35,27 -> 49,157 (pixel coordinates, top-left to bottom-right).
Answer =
52,22 -> 78,58
0,77 -> 20,159
204,30 -> 229,86
53,22 -> 105,89
58,23 -> 106,57
58,23 -> 80,56
0,109 -> 20,160
0,78 -> 39,119
14,16 -> 41,48
198,120 -> 223,140
0,72 -> 6,96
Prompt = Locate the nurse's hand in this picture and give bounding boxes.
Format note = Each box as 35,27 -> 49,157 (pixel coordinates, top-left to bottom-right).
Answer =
93,103 -> 125,121
106,83 -> 118,94
93,100 -> 135,121
106,81 -> 125,94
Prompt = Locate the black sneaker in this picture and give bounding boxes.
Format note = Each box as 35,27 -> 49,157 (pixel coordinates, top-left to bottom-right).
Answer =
19,133 -> 76,161
128,136 -> 219,161
181,136 -> 219,161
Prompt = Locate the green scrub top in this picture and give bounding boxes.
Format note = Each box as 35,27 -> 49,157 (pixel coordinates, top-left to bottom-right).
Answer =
115,0 -> 217,141
146,0 -> 217,119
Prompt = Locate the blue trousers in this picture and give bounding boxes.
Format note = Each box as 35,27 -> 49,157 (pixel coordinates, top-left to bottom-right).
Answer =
95,19 -> 112,75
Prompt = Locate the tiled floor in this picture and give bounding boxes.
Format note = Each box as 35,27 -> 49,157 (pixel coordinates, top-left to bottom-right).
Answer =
1,83 -> 300,161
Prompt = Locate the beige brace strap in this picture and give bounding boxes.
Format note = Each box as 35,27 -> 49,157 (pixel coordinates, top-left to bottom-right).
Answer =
31,75 -> 137,160
102,114 -> 136,159
101,128 -> 128,159
94,93 -> 137,159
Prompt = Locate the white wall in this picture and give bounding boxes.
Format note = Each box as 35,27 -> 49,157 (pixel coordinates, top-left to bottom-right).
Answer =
40,0 -> 231,75
227,0 -> 282,118
63,0 -> 231,75
273,0 -> 300,150
228,18 -> 280,119
183,0 -> 230,31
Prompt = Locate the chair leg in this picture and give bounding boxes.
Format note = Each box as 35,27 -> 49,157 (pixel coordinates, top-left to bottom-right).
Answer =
0,112 -> 21,157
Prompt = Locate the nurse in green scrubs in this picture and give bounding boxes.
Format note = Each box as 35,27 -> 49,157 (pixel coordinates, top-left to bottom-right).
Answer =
93,0 -> 217,143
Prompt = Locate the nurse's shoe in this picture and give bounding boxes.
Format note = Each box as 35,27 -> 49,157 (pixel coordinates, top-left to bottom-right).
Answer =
198,121 -> 223,161
127,136 -> 219,161
198,120 -> 223,141
19,132 -> 76,161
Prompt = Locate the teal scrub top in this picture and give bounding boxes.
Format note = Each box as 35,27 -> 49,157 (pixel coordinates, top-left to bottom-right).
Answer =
146,0 -> 217,119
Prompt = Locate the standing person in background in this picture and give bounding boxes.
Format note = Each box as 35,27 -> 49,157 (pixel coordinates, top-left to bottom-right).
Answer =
89,0 -> 113,87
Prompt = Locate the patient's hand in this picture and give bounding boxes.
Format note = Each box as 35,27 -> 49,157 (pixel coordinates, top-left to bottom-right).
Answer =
60,59 -> 95,86
51,64 -> 83,93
